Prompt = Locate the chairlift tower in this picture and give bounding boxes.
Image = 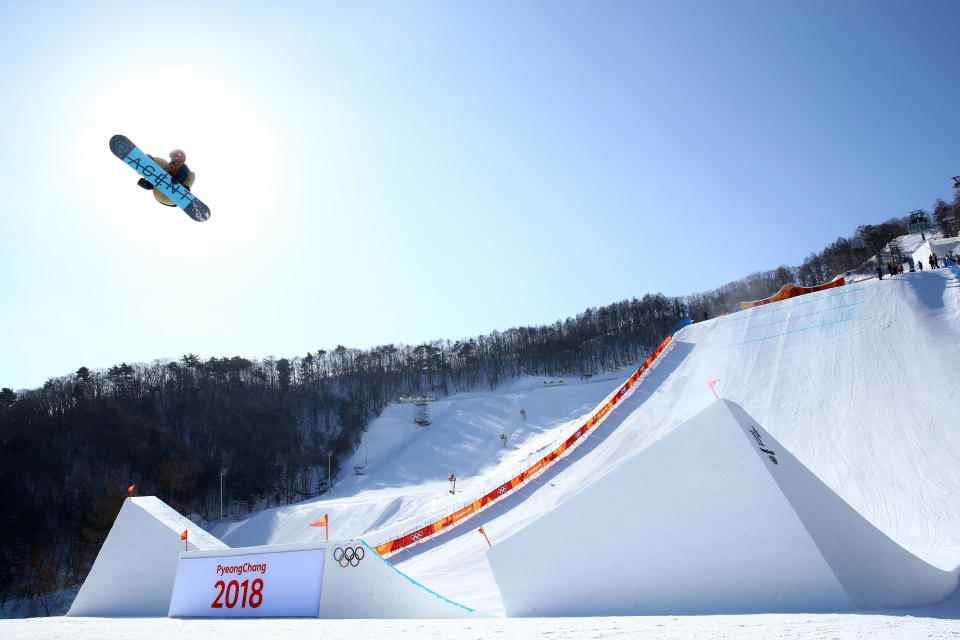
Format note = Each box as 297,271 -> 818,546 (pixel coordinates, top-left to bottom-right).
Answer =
909,210 -> 929,241
399,394 -> 437,426
354,438 -> 368,475
414,400 -> 431,426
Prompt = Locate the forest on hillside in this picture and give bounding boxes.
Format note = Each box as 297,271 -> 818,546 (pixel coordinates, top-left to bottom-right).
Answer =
1,199 -> 956,615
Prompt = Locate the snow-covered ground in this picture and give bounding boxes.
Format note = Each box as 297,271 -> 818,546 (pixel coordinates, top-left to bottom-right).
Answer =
6,599 -> 960,640
5,265 -> 960,637
390,267 -> 960,616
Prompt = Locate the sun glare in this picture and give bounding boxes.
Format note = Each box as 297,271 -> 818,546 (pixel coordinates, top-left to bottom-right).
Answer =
79,69 -> 281,252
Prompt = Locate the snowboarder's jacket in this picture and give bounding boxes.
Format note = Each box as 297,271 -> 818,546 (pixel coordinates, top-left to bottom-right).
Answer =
166,162 -> 190,185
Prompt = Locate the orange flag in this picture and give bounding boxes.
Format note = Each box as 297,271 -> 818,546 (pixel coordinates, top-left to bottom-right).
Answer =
707,379 -> 720,399
180,529 -> 188,551
310,515 -> 329,540
127,484 -> 135,497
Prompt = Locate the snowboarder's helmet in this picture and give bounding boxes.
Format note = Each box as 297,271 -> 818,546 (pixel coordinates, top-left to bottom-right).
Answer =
169,149 -> 186,163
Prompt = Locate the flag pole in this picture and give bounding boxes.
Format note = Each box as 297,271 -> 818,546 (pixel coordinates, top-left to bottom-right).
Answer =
309,515 -> 329,541
478,526 -> 492,548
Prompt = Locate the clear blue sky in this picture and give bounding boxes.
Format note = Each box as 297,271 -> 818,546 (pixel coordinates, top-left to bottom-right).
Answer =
1,1 -> 958,390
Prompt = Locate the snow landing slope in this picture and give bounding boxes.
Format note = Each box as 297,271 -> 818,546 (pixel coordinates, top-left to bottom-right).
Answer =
69,497 -> 227,617
487,399 -> 957,615
210,268 -> 960,615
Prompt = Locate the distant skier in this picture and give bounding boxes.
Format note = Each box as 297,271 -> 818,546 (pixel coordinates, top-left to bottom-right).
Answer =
137,149 -> 195,207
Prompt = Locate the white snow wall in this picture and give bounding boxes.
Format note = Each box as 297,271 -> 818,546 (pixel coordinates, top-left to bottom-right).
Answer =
486,399 -> 958,616
723,400 -> 957,610
67,497 -> 228,617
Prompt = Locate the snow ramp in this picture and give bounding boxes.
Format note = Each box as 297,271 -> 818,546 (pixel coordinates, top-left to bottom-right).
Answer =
69,496 -> 478,618
373,320 -> 690,557
168,540 -> 479,618
487,399 -> 959,616
67,497 -> 228,617
332,271 -> 960,614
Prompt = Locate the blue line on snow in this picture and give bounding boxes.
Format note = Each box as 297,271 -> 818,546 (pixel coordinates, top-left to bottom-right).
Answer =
724,315 -> 861,348
722,286 -> 864,324
747,287 -> 863,317
718,301 -> 865,336
359,540 -> 477,613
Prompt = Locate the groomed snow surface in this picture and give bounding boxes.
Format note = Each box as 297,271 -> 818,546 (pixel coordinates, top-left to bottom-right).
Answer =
487,399 -> 956,616
6,265 -> 960,638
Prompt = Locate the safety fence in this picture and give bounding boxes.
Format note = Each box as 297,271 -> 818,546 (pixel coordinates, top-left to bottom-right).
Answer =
740,278 -> 846,310
373,319 -> 693,557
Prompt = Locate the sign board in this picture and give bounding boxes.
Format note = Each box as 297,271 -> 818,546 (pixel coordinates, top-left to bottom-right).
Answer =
168,549 -> 325,617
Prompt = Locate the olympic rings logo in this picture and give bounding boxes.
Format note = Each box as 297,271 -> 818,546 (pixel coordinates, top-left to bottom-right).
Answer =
333,546 -> 365,568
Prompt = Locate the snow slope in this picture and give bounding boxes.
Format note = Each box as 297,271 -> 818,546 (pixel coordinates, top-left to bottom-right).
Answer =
487,399 -> 956,615
67,497 -> 227,617
196,267 -> 960,618
27,266 -> 959,637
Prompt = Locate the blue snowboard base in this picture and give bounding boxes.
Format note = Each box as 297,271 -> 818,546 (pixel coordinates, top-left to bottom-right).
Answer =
110,135 -> 210,222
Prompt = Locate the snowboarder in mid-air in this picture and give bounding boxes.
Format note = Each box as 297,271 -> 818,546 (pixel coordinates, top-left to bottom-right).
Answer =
109,135 -> 209,221
137,149 -> 195,207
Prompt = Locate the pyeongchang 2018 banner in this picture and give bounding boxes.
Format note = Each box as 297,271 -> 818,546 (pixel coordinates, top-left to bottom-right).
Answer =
168,549 -> 325,617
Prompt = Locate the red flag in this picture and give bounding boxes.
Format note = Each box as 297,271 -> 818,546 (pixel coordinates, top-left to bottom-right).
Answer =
478,526 -> 492,548
127,484 -> 135,497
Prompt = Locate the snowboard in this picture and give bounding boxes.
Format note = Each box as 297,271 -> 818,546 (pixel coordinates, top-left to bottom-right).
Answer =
109,134 -> 211,222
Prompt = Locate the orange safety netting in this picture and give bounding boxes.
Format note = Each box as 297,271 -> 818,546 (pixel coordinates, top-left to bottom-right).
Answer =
373,329 -> 679,557
739,278 -> 846,310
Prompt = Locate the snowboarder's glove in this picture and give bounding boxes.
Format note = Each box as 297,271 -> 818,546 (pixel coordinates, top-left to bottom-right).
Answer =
137,178 -> 153,190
